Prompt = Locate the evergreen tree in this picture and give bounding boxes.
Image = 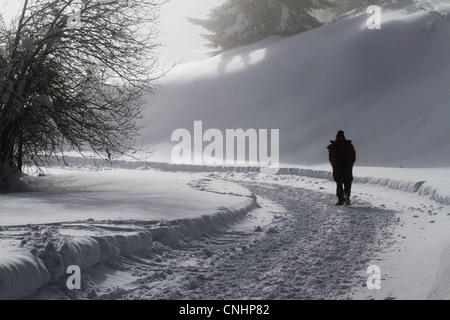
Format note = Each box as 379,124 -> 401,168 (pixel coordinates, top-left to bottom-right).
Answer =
329,0 -> 388,17
189,0 -> 329,54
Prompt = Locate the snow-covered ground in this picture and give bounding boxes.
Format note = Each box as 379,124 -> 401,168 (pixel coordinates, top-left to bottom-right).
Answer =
0,166 -> 260,299
216,168 -> 450,300
0,168 -> 255,226
1,163 -> 449,300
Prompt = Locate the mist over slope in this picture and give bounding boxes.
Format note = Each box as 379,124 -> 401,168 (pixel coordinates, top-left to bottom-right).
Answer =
140,1 -> 450,167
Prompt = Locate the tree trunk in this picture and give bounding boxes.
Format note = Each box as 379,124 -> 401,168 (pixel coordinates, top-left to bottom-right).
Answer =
0,121 -> 29,193
0,121 -> 16,167
16,129 -> 24,173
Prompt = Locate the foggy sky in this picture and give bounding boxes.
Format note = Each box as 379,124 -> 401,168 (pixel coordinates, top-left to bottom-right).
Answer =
0,0 -> 225,65
159,0 -> 225,64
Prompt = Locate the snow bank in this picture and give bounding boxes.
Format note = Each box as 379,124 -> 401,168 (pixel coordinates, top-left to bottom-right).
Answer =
417,184 -> 450,206
0,230 -> 153,300
0,248 -> 50,300
159,193 -> 258,247
55,231 -> 153,273
428,243 -> 450,300
277,167 -> 450,205
135,161 -> 450,205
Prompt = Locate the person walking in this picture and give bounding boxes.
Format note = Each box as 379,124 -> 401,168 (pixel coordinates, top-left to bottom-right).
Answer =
327,130 -> 356,205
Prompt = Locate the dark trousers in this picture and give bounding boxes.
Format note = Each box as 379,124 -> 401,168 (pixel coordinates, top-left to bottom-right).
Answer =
333,165 -> 353,201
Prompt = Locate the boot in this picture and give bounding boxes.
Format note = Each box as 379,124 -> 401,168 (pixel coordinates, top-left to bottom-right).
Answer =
343,193 -> 350,205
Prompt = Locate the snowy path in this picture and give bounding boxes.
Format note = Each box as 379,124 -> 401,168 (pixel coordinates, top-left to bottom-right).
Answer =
32,180 -> 397,300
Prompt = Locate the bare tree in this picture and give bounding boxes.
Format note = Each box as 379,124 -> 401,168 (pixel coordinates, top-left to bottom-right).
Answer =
0,0 -> 167,192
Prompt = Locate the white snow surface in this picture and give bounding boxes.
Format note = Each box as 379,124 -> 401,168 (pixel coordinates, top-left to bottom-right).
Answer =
0,247 -> 50,300
0,168 -> 253,226
0,167 -> 260,299
0,163 -> 449,300
140,0 -> 450,167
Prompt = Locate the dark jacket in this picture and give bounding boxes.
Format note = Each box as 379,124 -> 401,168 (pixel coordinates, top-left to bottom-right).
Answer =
327,137 -> 356,168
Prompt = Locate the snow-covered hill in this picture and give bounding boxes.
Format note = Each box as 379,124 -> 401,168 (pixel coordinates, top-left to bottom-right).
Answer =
141,0 -> 450,167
